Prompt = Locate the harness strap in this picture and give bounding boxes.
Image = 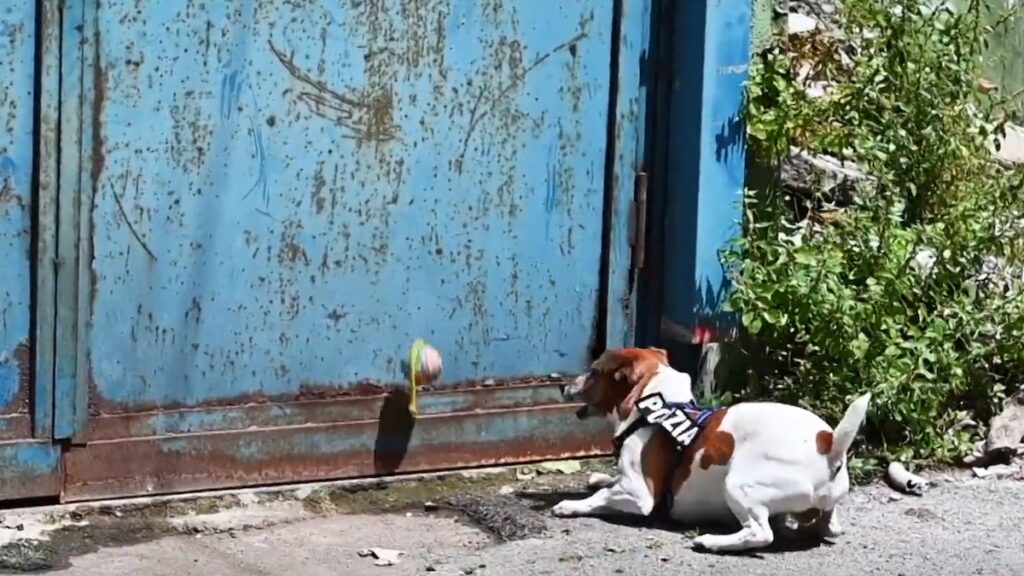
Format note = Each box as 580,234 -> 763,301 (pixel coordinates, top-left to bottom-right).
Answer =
611,394 -> 716,518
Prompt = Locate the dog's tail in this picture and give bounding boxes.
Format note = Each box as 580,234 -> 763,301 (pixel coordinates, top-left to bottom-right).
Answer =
830,392 -> 872,462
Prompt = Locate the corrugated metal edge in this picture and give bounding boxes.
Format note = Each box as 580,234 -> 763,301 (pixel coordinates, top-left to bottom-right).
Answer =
604,0 -> 654,350
62,403 -> 610,502
54,0 -> 87,441
85,382 -> 574,441
33,0 -> 60,440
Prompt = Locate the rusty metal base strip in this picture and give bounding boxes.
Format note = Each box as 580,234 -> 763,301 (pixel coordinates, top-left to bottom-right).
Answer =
62,404 -> 610,502
0,440 -> 62,500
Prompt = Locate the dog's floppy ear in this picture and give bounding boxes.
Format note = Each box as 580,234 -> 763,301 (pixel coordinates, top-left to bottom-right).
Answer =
590,348 -> 668,417
646,347 -> 669,365
592,348 -> 667,386
591,348 -> 629,373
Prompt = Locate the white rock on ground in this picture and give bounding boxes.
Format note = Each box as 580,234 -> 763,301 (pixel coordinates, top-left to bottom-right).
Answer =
994,123 -> 1024,167
788,12 -> 819,34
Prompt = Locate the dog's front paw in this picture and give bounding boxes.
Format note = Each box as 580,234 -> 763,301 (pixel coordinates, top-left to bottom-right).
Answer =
551,500 -> 582,517
587,472 -> 616,489
691,534 -> 719,552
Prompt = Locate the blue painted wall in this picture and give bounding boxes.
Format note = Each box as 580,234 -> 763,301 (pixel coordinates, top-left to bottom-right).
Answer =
55,0 -> 626,429
658,0 -> 750,349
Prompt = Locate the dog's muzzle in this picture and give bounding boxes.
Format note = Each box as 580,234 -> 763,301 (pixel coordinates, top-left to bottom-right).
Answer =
575,405 -> 590,419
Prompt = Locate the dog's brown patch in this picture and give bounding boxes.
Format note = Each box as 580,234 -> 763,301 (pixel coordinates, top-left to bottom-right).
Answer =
815,430 -> 834,456
640,429 -> 677,504
670,409 -> 734,493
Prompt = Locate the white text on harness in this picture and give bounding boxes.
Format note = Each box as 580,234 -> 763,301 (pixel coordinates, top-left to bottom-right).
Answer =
636,393 -> 702,447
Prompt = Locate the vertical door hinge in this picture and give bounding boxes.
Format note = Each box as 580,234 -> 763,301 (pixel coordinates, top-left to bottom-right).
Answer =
629,171 -> 648,272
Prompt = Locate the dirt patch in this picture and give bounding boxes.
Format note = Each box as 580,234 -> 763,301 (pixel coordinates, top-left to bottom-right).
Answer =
447,494 -> 549,541
295,459 -> 614,516
0,517 -> 173,573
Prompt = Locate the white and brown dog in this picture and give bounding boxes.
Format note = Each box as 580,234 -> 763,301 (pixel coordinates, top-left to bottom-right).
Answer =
555,347 -> 871,553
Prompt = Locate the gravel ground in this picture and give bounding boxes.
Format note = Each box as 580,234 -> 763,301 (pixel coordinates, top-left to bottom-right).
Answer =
44,473 -> 1024,576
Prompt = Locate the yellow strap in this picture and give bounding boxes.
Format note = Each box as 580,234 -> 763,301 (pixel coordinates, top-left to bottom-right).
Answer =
409,339 -> 425,416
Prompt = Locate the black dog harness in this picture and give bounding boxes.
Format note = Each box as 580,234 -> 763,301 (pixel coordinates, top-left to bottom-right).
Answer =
611,392 -> 716,515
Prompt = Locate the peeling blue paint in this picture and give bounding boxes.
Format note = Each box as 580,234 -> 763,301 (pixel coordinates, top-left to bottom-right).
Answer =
0,2 -> 36,419
57,1 -> 620,412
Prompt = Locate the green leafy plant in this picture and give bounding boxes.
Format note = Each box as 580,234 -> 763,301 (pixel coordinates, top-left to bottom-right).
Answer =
728,0 -> 1024,463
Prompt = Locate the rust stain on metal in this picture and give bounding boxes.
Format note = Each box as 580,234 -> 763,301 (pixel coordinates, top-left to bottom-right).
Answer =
3,342 -> 33,415
454,30 -> 589,173
268,40 -> 398,143
0,342 -> 34,440
86,381 -> 570,441
0,180 -> 24,210
278,220 -> 310,267
90,29 -> 107,191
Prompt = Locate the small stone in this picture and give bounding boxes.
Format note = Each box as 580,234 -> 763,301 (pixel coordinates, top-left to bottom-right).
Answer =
498,485 -> 515,496
229,531 -> 239,539
425,566 -> 437,572
788,12 -> 818,34
887,493 -> 903,502
659,555 -> 671,562
424,501 -> 439,512
15,523 -> 24,531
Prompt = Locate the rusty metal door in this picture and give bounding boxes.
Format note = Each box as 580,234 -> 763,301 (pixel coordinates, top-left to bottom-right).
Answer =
53,0 -> 651,501
0,0 -> 62,501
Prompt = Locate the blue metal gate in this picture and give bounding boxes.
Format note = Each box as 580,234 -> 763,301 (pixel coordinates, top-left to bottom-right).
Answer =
46,0 -> 650,501
0,0 -> 62,501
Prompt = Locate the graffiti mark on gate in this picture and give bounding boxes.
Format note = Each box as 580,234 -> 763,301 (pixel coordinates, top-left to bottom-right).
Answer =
268,40 -> 399,143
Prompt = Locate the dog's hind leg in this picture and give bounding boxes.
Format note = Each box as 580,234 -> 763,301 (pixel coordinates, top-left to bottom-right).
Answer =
692,476 -> 775,553
692,467 -> 818,553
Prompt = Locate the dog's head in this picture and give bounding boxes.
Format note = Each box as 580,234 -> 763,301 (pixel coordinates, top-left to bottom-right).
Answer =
560,347 -> 669,421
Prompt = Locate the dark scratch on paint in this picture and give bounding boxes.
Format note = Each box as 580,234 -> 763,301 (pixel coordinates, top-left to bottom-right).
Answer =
244,115 -> 270,207
268,40 -> 398,143
109,175 -> 157,261
454,31 -> 589,173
